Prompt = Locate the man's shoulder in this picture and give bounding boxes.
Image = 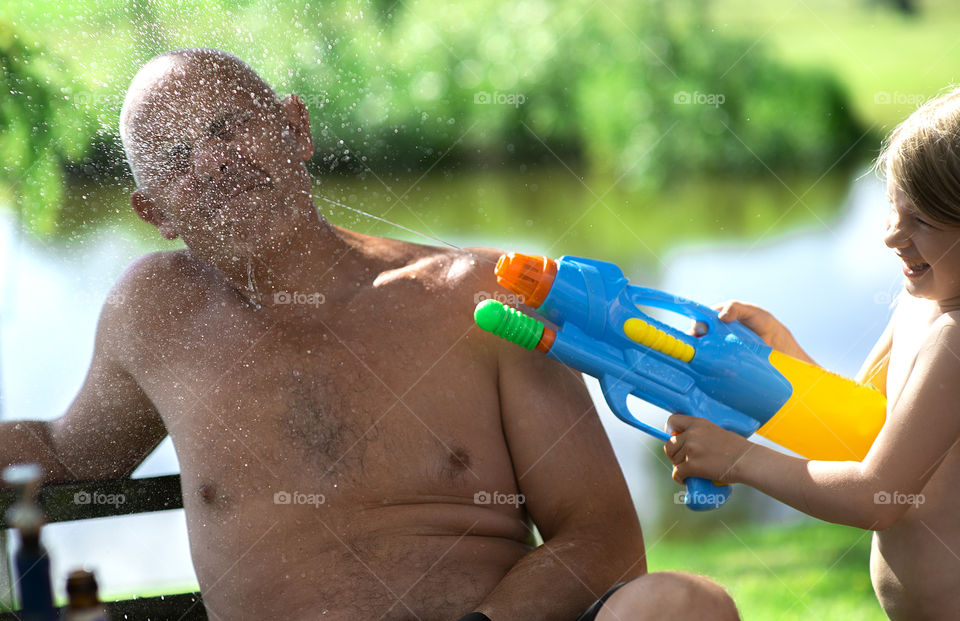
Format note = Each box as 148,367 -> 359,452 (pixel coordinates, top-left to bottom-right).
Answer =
418,245 -> 501,283
385,243 -> 502,294
105,249 -> 219,325
116,249 -> 211,297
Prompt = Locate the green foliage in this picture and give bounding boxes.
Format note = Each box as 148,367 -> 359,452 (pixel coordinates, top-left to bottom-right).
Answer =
0,17 -> 96,233
569,3 -> 866,186
3,0 -> 866,233
712,0 -> 960,132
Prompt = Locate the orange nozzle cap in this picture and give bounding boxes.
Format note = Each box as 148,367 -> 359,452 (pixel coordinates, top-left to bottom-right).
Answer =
495,253 -> 557,308
535,326 -> 556,353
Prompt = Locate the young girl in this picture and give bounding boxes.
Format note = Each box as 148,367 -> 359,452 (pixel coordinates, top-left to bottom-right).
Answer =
666,88 -> 960,620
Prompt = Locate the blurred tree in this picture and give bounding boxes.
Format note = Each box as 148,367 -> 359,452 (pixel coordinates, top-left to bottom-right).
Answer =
2,0 -> 869,233
871,0 -> 918,16
0,18 -> 93,234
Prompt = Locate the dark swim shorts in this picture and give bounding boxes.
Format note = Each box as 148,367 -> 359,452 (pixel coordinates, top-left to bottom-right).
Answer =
459,582 -> 629,621
575,581 -> 628,621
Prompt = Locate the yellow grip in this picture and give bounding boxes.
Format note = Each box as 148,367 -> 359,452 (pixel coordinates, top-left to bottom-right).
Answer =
623,317 -> 695,362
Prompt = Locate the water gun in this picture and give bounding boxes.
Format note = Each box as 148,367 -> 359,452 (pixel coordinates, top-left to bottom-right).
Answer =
473,253 -> 887,510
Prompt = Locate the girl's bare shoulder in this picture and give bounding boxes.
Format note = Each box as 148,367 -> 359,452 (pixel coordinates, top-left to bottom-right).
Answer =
912,311 -> 960,376
937,308 -> 960,329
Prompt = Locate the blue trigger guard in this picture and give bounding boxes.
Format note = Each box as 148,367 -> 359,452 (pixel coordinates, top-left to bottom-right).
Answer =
604,389 -> 731,511
601,374 -> 733,511
600,377 -> 671,443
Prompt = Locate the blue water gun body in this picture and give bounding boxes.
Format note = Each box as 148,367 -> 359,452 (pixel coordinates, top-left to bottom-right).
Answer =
474,253 -> 886,511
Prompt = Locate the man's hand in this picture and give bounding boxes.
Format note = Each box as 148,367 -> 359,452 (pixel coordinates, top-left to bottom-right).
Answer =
664,414 -> 751,485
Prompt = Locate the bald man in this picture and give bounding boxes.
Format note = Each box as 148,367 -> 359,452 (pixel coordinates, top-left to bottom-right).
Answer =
1,49 -> 739,620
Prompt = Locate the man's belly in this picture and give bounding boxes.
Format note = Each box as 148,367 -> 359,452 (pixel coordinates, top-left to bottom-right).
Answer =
182,495 -> 531,621
148,311 -> 531,618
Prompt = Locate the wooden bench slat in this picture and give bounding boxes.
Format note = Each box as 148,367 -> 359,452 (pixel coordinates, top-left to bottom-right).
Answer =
0,591 -> 206,620
0,476 -> 200,617
0,475 -> 183,526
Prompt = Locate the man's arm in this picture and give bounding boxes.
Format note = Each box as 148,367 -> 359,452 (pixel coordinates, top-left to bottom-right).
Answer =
1,266 -> 168,484
473,331 -> 646,620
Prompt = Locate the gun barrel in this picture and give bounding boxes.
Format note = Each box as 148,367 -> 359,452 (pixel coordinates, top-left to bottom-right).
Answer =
474,299 -> 556,352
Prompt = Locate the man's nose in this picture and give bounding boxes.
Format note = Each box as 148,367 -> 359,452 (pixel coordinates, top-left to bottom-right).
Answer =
193,137 -> 244,184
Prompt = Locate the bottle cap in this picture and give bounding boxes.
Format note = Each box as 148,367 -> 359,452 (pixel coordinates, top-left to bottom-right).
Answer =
66,569 -> 102,608
3,463 -> 44,536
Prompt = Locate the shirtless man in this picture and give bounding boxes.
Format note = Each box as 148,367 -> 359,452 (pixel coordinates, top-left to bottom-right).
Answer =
2,49 -> 738,620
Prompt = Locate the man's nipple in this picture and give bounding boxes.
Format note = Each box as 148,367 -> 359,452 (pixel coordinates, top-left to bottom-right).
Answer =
197,483 -> 217,504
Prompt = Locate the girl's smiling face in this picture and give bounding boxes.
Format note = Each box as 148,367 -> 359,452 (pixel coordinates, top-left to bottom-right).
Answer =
885,176 -> 960,310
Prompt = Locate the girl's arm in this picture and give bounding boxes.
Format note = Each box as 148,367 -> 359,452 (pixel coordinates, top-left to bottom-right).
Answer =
667,318 -> 960,531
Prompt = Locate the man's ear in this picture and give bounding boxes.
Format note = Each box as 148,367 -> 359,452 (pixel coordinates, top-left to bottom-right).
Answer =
280,93 -> 315,162
131,189 -> 179,240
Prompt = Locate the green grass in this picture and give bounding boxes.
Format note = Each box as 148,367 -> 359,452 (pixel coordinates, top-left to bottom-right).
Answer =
647,519 -> 886,620
710,0 -> 960,132
98,581 -> 201,605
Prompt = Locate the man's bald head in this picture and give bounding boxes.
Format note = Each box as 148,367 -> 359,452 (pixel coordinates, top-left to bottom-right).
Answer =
119,47 -> 317,260
119,48 -> 280,188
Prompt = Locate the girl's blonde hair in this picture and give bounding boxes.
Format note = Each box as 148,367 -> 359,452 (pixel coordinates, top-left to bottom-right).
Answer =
878,86 -> 960,227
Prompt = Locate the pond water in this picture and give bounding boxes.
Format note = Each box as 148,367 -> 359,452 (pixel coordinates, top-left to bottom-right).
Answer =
0,166 -> 902,598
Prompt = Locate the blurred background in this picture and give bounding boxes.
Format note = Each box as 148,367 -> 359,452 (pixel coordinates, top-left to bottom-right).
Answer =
0,0 -> 953,617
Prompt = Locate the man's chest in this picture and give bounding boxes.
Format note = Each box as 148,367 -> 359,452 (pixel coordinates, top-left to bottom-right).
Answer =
131,302 -> 511,493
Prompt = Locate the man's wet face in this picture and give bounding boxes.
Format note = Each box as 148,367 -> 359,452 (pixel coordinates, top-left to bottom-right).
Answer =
126,56 -> 313,260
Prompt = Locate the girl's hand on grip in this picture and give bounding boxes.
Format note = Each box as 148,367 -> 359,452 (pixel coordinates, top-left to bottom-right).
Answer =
665,414 -> 751,484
